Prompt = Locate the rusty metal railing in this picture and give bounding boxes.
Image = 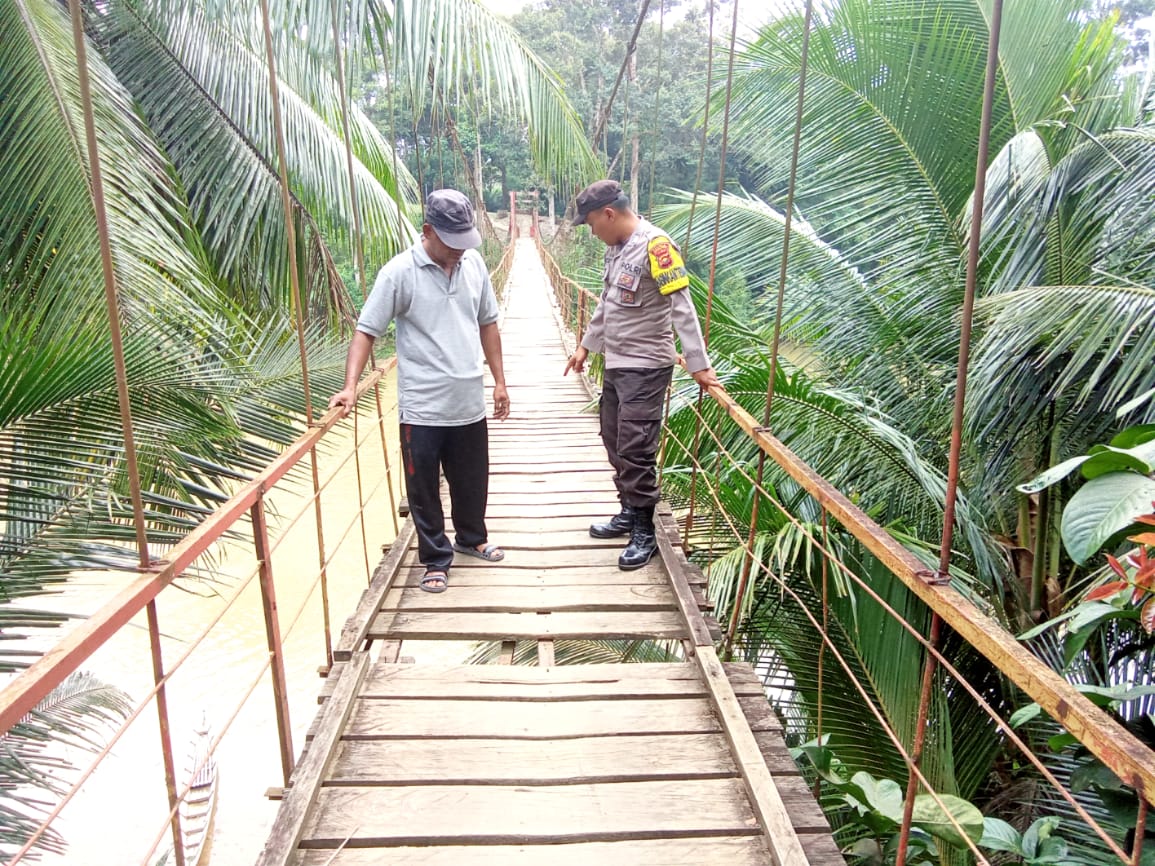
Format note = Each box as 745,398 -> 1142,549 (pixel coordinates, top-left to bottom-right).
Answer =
539,249 -> 1155,864
0,361 -> 401,865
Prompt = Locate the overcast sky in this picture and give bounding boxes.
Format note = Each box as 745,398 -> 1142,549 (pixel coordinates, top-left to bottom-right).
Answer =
477,0 -> 531,17
477,0 -> 772,31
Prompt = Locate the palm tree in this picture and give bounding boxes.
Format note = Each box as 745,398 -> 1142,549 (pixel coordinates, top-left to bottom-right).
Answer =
2,0 -> 597,852
1,0 -> 596,662
647,0 -> 1155,857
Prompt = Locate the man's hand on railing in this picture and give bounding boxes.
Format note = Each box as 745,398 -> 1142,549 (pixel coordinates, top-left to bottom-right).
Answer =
328,387 -> 356,418
692,367 -> 721,390
564,346 -> 589,376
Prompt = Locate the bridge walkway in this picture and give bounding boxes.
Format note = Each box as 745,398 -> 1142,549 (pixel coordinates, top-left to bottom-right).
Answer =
257,239 -> 844,865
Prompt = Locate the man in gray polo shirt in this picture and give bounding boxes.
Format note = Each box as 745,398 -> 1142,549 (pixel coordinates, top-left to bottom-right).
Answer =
329,189 -> 509,593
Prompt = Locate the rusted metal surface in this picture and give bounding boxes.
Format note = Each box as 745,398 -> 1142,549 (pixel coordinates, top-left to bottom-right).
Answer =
896,613 -> 943,866
898,4 -> 1006,863
1134,799 -> 1149,866
253,497 -> 295,785
147,601 -> 186,866
67,0 -> 151,570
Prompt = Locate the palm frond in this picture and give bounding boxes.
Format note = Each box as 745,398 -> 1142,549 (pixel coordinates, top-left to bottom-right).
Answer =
0,672 -> 130,857
384,0 -> 601,193
97,0 -> 413,319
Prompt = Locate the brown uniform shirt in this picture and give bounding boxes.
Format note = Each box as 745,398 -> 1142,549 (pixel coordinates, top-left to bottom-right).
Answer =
581,219 -> 711,372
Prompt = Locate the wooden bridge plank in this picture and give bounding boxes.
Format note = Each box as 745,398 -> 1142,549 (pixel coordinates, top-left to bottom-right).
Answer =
328,732 -> 741,784
300,778 -> 760,847
256,651 -> 369,866
697,647 -> 811,866
487,463 -> 609,476
297,836 -> 774,865
397,563 -> 668,587
380,584 -> 676,613
483,491 -> 618,507
334,521 -> 416,660
370,610 -> 688,641
441,547 -> 630,567
334,661 -> 764,700
318,661 -> 767,704
481,501 -> 619,518
334,696 -> 742,740
441,530 -> 624,549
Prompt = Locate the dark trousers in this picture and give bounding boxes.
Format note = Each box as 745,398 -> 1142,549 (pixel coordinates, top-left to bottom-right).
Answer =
599,367 -> 672,509
400,419 -> 489,572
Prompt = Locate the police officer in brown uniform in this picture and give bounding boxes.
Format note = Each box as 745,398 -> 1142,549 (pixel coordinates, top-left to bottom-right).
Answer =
565,180 -> 720,570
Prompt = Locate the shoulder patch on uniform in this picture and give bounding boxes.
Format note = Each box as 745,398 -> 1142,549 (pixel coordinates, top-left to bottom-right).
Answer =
648,236 -> 689,295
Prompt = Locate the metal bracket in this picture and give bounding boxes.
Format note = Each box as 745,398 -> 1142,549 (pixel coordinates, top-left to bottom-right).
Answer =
917,568 -> 952,586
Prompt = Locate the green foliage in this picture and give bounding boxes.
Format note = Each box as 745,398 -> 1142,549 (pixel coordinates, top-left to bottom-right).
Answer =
0,672 -> 130,858
792,739 -> 986,864
512,0 -> 730,207
1019,425 -> 1155,564
978,816 -> 1083,865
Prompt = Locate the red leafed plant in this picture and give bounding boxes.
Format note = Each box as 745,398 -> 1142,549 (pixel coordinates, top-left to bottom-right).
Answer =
1082,507 -> 1155,634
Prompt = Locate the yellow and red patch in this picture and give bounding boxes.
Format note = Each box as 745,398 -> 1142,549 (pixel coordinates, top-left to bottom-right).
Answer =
647,236 -> 689,295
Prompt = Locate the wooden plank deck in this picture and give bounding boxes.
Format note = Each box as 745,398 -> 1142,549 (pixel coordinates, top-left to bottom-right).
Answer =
258,240 -> 844,865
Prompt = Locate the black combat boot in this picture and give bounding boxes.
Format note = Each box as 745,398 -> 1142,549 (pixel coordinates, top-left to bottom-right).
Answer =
618,506 -> 657,570
590,504 -> 636,539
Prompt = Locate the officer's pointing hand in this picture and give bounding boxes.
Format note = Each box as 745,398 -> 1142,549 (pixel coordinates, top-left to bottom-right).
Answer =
564,347 -> 588,376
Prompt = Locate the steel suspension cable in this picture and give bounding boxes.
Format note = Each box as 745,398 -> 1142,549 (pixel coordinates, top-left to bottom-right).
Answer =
663,403 -> 1133,860
680,0 -> 716,250
257,0 -> 334,668
681,0 -> 741,577
329,0 -> 374,584
897,2 -> 1005,863
645,0 -> 666,219
64,4 -> 184,863
588,0 -> 653,154
659,0 -> 713,507
724,0 -> 814,654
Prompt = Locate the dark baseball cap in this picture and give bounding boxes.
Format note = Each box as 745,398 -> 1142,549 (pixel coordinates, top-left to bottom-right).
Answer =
425,189 -> 482,250
572,179 -> 628,225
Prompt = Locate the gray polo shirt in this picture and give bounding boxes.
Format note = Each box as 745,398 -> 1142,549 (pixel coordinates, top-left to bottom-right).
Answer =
356,241 -> 499,426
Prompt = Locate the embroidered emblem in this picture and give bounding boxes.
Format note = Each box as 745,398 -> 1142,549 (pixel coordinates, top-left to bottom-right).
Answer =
620,289 -> 637,304
647,236 -> 689,295
617,272 -> 636,288
650,241 -> 674,269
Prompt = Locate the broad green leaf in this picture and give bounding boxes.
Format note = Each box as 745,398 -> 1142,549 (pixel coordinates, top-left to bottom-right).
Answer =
978,816 -> 1022,854
788,739 -> 847,785
911,792 -> 985,848
1061,603 -> 1135,665
843,771 -> 905,824
1110,424 -> 1155,449
1047,732 -> 1079,750
1009,702 -> 1043,728
1081,446 -> 1154,479
1017,455 -> 1091,493
1061,472 -> 1155,563
1075,683 -> 1155,706
1070,759 -> 1128,793
1022,816 -> 1062,859
1017,607 -> 1082,640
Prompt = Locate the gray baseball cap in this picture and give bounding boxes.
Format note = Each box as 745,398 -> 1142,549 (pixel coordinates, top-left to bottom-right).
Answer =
572,179 -> 628,225
425,189 -> 482,250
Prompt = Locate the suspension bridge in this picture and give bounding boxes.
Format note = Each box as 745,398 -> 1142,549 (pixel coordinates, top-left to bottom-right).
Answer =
2,227 -> 1154,865
255,237 -> 843,864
